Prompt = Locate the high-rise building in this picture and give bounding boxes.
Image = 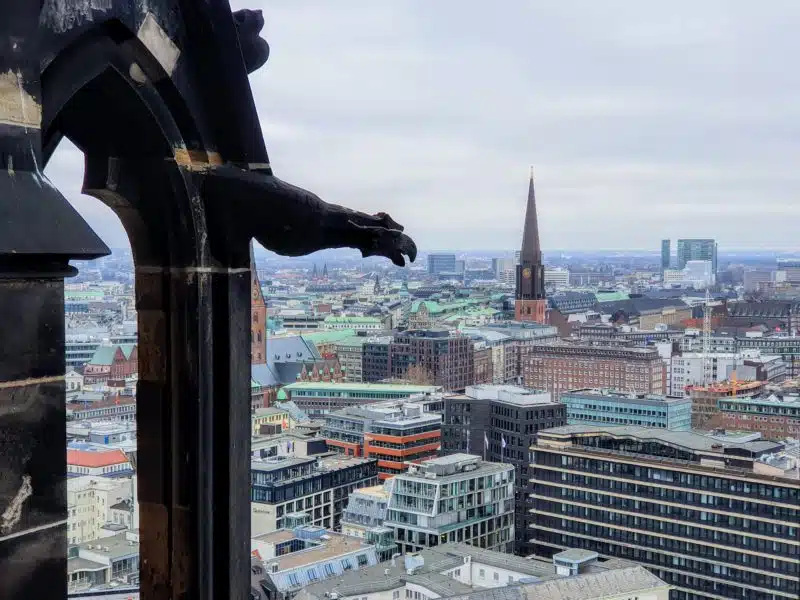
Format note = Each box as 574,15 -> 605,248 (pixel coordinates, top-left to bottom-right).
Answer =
677,238 -> 717,273
515,169 -> 547,323
661,239 -> 670,270
441,385 -> 566,555
384,454 -> 516,555
530,425 -> 800,600
427,253 -> 456,276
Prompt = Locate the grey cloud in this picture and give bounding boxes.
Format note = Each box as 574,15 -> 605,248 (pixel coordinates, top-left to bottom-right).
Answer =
46,0 -> 800,252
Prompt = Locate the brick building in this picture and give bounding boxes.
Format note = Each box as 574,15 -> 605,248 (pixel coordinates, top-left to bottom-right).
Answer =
520,343 -> 665,400
390,329 -> 474,391
83,344 -> 138,385
716,395 -> 800,439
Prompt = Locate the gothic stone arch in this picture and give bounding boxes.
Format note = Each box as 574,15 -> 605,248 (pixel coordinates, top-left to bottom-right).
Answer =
0,3 -> 416,599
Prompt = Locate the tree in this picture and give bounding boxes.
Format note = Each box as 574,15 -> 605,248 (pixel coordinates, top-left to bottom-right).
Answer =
403,364 -> 434,385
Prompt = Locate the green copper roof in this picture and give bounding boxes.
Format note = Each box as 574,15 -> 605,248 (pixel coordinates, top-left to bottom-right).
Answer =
301,329 -> 357,345
276,388 -> 288,400
323,316 -> 384,324
410,298 -> 485,315
88,343 -> 136,365
595,291 -> 630,303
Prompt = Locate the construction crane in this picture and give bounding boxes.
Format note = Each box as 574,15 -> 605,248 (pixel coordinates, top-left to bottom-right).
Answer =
702,289 -> 712,386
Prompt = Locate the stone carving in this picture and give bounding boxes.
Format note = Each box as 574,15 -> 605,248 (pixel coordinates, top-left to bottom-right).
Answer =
226,9 -> 417,266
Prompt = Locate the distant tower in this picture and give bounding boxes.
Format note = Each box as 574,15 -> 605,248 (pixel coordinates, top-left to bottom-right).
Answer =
250,242 -> 267,364
322,263 -> 328,279
312,263 -> 318,279
515,167 -> 547,323
661,239 -> 671,270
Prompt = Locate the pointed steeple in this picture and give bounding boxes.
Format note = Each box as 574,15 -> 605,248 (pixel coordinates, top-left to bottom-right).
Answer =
520,166 -> 542,264
515,168 -> 547,323
322,263 -> 328,279
312,263 -> 318,278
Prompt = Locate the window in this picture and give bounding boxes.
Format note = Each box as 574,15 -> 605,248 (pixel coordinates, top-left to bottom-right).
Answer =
342,558 -> 353,570
494,573 -> 499,581
287,573 -> 300,587
479,569 -> 485,578
307,568 -> 318,581
357,554 -> 369,566
393,592 -> 400,600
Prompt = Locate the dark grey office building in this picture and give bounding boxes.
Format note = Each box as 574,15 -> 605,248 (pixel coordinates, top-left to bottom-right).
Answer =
427,253 -> 456,276
661,239 -> 670,270
530,425 -> 799,600
441,384 -> 566,556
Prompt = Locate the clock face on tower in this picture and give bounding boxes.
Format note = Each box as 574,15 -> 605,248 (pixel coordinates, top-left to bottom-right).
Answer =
522,268 -> 532,279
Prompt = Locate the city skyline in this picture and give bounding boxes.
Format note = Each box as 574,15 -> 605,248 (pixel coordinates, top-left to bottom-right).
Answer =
45,0 -> 800,253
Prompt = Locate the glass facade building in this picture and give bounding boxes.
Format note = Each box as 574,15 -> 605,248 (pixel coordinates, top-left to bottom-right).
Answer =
560,389 -> 692,431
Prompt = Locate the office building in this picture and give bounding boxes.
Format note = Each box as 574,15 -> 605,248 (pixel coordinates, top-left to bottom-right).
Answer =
441,384 -> 565,555
670,351 -> 785,397
250,454 -> 379,534
390,329 -> 474,391
661,239 -> 670,270
544,267 -> 570,290
322,400 -> 442,479
777,257 -> 800,283
677,238 -> 717,273
530,425 -> 800,600
716,394 -> 800,440
362,336 -> 394,383
515,169 -> 547,323
297,543 -> 671,600
384,454 -> 515,555
560,388 -> 692,431
521,343 -> 665,400
281,381 -> 440,417
427,253 -> 456,276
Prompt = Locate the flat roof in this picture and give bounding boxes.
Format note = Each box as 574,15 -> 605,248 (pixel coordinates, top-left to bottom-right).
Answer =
540,425 -> 781,454
264,532 -> 373,572
284,381 -> 441,393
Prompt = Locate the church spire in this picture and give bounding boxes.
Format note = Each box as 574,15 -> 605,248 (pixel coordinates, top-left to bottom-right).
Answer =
515,168 -> 547,323
520,166 -> 542,264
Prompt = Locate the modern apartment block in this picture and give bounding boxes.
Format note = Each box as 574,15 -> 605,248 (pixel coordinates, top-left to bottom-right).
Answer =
250,454 -> 379,535
390,329 -> 474,391
530,425 -> 800,600
441,384 -> 565,555
384,454 -> 515,555
521,343 -> 665,400
560,388 -> 692,431
340,482 -> 397,560
281,381 -> 441,417
322,400 -> 442,479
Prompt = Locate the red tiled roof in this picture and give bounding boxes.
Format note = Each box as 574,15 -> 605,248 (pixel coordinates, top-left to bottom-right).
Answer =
67,449 -> 129,468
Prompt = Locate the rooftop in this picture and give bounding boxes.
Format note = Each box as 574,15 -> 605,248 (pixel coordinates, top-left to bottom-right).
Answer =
262,531 -> 373,572
67,448 -> 130,468
540,425 -> 783,455
284,381 -> 441,393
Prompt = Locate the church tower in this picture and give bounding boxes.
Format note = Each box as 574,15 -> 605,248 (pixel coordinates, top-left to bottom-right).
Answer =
515,168 -> 547,323
250,242 -> 267,364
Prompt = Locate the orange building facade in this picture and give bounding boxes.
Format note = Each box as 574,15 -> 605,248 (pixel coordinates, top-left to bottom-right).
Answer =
322,402 -> 442,480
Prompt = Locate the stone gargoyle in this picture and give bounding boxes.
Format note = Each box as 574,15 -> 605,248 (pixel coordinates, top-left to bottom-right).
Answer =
206,8 -> 417,267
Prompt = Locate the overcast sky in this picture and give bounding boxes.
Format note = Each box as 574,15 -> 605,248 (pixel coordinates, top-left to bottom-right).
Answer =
46,0 -> 800,252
